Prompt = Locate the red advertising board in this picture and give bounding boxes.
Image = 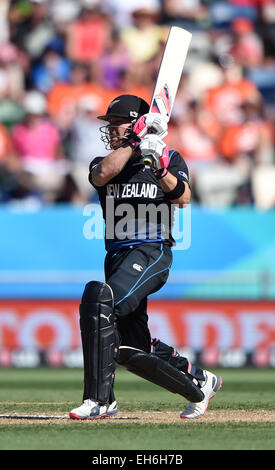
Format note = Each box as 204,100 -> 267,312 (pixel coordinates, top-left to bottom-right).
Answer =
0,299 -> 275,353
148,300 -> 275,351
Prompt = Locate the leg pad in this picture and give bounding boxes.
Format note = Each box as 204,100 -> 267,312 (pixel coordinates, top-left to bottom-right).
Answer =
80,281 -> 118,403
118,346 -> 204,402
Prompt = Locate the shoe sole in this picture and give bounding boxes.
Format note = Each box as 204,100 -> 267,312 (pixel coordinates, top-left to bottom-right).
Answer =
69,409 -> 118,420
181,375 -> 223,420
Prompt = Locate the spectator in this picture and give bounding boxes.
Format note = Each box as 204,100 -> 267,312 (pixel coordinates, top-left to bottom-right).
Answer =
67,97 -> 108,201
30,46 -> 72,93
65,3 -> 110,64
0,122 -> 13,161
47,62 -> 111,140
0,122 -> 18,171
0,121 -> 35,202
112,65 -> 153,106
258,1 -> 275,57
229,17 -> 264,68
0,0 -> 9,44
50,0 -> 81,28
160,0 -> 208,30
98,28 -> 132,90
103,0 -> 161,29
192,153 -> 253,207
209,0 -> 258,30
204,64 -> 261,125
218,99 -> 274,165
168,100 -> 220,175
11,90 -> 68,203
193,97 -> 274,207
184,61 -> 224,101
21,0 -> 56,61
120,7 -> 168,64
0,45 -> 26,129
0,43 -> 26,101
72,63 -> 112,114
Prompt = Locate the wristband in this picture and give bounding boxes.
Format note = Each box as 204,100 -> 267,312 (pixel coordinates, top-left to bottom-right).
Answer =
164,179 -> 186,200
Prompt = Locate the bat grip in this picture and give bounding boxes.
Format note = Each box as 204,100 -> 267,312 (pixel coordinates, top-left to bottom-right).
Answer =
142,156 -> 153,167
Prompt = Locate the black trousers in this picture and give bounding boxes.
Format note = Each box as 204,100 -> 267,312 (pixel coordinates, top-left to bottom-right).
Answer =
104,241 -> 205,382
105,242 -> 172,352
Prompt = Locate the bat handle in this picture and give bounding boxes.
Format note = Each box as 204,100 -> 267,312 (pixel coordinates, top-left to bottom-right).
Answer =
142,156 -> 153,167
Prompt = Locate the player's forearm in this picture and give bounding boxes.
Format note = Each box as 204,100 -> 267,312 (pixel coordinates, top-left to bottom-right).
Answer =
160,172 -> 191,206
91,145 -> 133,187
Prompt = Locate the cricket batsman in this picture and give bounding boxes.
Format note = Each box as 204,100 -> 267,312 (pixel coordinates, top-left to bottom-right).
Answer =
69,95 -> 222,420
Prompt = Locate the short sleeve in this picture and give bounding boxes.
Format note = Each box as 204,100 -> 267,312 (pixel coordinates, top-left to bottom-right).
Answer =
88,156 -> 104,188
167,150 -> 190,186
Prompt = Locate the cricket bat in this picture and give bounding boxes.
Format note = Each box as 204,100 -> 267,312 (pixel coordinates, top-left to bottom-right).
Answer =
142,26 -> 192,166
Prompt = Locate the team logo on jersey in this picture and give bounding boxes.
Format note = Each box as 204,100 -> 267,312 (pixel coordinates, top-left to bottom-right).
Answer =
133,263 -> 143,272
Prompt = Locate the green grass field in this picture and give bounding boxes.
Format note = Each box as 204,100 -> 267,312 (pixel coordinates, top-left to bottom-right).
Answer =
0,367 -> 275,451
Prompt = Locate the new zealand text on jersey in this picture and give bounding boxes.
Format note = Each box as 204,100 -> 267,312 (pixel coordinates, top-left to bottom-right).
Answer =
107,182 -> 158,199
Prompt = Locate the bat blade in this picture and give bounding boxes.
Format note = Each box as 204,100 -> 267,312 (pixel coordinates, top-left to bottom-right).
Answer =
150,26 -> 192,120
143,27 -> 192,167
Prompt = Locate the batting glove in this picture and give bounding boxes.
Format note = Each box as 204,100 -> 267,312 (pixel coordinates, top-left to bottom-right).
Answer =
132,113 -> 168,139
140,134 -> 169,178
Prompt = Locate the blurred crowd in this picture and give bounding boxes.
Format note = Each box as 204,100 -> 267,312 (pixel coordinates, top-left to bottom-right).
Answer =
0,0 -> 274,209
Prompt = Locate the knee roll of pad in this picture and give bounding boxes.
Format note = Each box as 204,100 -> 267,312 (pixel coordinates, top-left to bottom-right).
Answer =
81,280 -> 114,307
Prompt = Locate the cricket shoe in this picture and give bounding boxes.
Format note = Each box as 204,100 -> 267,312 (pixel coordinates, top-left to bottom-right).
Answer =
180,371 -> 222,419
69,399 -> 118,420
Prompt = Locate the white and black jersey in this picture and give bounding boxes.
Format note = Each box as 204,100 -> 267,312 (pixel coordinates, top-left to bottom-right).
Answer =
89,151 -> 190,252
